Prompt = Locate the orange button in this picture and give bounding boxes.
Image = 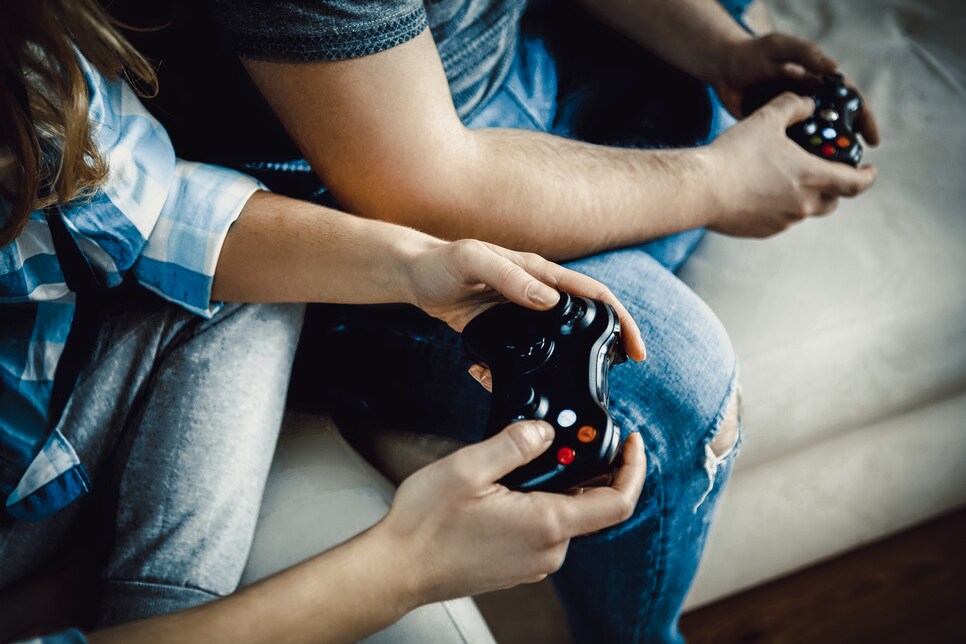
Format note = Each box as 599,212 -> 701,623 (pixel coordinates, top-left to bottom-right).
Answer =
577,426 -> 598,443
836,136 -> 851,149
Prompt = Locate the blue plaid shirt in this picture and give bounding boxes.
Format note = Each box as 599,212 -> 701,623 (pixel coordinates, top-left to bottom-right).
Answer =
0,53 -> 262,522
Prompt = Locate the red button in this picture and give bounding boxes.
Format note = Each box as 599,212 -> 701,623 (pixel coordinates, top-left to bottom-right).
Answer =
821,144 -> 836,157
557,447 -> 576,466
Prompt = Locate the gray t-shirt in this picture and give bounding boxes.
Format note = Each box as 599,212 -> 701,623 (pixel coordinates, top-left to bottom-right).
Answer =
209,0 -> 528,118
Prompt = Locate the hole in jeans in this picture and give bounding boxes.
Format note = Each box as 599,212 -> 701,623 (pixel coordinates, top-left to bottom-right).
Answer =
694,386 -> 741,512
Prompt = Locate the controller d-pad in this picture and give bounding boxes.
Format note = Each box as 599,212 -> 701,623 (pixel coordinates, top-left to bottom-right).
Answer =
506,336 -> 554,372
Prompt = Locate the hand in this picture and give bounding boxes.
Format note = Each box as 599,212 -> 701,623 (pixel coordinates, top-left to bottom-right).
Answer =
377,421 -> 647,604
713,33 -> 880,146
405,238 -> 646,361
705,92 -> 877,238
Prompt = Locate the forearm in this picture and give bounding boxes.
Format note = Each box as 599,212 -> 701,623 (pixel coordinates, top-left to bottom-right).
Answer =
368,128 -> 720,261
89,527 -> 418,644
212,190 -> 440,304
574,0 -> 752,83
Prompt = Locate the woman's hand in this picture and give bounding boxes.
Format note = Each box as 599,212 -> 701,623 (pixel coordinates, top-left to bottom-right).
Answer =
377,421 -> 647,604
712,33 -> 880,146
404,238 -> 646,361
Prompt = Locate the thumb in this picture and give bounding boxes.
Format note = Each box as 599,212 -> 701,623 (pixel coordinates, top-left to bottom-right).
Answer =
762,91 -> 815,127
448,421 -> 554,489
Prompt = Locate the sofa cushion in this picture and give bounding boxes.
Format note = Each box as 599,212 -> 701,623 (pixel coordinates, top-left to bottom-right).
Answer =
679,0 -> 966,470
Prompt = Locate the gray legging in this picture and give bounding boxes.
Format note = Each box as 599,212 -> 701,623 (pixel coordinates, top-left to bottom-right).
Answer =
0,299 -> 304,626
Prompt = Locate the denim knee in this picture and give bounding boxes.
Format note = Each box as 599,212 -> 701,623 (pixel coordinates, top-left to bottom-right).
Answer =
564,248 -> 739,502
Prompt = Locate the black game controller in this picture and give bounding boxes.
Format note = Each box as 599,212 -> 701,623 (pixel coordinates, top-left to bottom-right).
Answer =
462,293 -> 627,492
742,72 -> 863,166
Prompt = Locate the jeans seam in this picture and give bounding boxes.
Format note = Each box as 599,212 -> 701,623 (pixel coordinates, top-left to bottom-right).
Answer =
103,577 -> 224,598
639,457 -> 667,642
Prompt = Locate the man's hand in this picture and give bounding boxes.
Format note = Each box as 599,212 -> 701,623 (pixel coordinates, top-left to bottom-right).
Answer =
705,93 -> 877,237
405,238 -> 647,361
713,33 -> 881,146
379,422 -> 647,603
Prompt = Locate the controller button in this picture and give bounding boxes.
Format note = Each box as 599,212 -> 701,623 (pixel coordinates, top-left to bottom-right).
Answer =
836,136 -> 851,149
577,426 -> 597,443
557,447 -> 576,466
556,409 -> 577,428
821,144 -> 836,157
803,122 -> 818,135
508,384 -> 536,410
818,108 -> 839,122
809,135 -> 823,146
822,127 -> 837,140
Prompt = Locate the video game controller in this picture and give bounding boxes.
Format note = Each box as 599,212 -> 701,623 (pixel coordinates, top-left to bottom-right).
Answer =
462,293 -> 627,492
742,72 -> 863,166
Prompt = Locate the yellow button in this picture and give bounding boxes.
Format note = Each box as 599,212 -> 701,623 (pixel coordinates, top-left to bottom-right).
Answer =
577,426 -> 597,443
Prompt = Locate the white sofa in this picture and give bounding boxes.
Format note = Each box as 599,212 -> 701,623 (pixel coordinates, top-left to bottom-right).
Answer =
242,0 -> 966,637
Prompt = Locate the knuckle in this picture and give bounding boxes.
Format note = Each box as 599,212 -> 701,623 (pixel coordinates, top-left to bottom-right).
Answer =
536,507 -> 566,545
497,260 -> 525,286
506,423 -> 538,459
444,456 -> 479,490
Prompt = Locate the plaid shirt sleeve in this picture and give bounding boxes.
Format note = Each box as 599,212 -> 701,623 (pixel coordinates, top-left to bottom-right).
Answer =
58,53 -> 263,317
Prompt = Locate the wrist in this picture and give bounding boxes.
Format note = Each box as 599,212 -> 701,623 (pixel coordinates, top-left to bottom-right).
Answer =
365,519 -> 431,615
705,34 -> 751,85
395,229 -> 446,307
690,146 -> 734,229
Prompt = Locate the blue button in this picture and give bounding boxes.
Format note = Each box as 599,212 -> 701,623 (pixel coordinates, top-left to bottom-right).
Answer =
822,127 -> 837,140
557,409 -> 577,428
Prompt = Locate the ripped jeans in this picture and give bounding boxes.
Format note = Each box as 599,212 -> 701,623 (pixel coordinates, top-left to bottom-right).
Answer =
293,8 -> 743,642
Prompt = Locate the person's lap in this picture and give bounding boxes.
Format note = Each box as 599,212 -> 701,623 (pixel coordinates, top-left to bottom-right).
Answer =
289,10 -> 741,641
0,298 -> 303,630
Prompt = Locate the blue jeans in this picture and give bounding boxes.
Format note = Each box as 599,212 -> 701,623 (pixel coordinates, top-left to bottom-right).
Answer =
297,7 -> 744,643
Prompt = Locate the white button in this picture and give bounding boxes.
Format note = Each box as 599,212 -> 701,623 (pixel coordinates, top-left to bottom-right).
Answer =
556,409 -> 577,428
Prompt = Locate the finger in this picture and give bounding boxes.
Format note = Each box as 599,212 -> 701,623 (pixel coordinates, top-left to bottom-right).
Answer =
810,160 -> 877,198
461,243 -> 561,311
558,273 -> 646,362
447,421 -> 554,488
549,433 -> 647,537
848,84 -> 881,146
762,92 -> 815,127
482,244 -> 646,362
765,33 -> 837,74
467,364 -> 493,393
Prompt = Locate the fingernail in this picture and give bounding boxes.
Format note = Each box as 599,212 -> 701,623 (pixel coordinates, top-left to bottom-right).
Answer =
528,283 -> 560,307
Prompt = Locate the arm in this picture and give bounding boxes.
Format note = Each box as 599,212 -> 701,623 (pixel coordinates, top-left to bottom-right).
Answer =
578,0 -> 881,142
90,425 -> 647,643
243,30 -> 875,262
211,190 -> 646,351
242,32 -> 716,261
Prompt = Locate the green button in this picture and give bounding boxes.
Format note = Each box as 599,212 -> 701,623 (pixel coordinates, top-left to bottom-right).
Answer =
809,135 -> 823,146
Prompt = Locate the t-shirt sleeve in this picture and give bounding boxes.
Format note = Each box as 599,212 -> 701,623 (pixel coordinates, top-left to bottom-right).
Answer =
208,0 -> 429,62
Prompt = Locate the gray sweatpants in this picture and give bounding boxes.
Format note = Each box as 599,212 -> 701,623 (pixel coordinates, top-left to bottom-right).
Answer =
0,299 -> 304,627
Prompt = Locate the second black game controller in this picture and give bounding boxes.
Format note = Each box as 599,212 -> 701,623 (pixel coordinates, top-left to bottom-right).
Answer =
462,293 -> 627,492
742,72 -> 863,166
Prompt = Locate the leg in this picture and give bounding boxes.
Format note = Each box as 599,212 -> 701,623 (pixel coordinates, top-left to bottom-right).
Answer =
0,300 -> 303,631
552,247 -> 740,644
95,302 -> 304,626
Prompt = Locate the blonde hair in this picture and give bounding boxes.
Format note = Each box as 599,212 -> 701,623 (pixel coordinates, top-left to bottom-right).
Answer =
0,0 -> 157,247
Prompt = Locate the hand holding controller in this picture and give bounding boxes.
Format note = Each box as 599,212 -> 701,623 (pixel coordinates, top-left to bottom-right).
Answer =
462,293 -> 627,492
743,72 -> 864,166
